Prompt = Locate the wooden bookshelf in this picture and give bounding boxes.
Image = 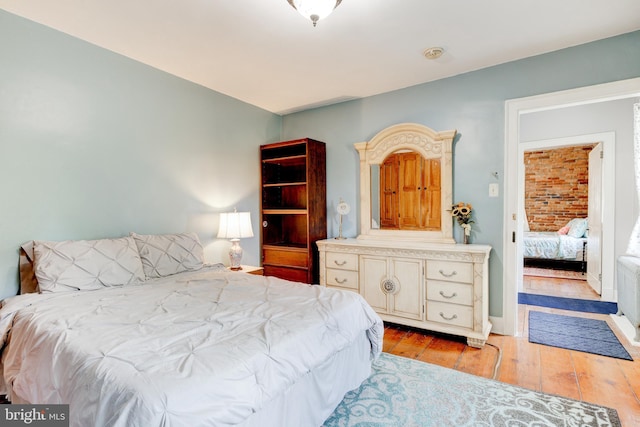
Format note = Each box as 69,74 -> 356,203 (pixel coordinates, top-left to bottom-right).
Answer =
260,138 -> 326,284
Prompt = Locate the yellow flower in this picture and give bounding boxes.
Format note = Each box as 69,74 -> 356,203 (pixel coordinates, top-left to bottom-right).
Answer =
451,202 -> 474,225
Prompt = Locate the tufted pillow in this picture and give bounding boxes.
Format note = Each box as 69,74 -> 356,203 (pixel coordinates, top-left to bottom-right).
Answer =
34,237 -> 145,293
130,232 -> 204,279
567,218 -> 588,238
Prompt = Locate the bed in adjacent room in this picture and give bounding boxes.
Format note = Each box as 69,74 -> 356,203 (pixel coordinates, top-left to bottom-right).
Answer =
0,233 -> 383,427
523,218 -> 588,272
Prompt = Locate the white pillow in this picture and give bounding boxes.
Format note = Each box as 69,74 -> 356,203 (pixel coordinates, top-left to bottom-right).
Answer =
130,232 -> 204,279
34,237 -> 145,293
567,218 -> 588,238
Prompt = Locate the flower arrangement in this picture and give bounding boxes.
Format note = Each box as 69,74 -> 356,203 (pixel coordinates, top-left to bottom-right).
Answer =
452,202 -> 474,243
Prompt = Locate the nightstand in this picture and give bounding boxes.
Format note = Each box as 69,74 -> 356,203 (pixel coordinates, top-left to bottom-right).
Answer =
227,265 -> 264,275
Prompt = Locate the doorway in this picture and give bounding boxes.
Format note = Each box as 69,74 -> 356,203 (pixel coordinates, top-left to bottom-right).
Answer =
503,77 -> 640,336
520,139 -> 604,303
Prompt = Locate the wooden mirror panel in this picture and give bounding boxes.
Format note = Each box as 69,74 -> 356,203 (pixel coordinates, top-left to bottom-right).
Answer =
355,123 -> 456,243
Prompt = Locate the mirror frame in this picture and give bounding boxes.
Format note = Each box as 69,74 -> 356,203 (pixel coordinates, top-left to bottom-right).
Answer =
355,123 -> 456,243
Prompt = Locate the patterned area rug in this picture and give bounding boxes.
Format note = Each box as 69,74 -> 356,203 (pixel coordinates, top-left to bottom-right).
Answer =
528,311 -> 632,361
323,353 -> 621,427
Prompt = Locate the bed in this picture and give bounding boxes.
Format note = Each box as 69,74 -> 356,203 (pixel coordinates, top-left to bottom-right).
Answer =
0,233 -> 383,427
523,218 -> 588,272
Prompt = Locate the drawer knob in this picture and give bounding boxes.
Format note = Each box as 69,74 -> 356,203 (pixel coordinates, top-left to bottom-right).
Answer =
381,279 -> 398,294
439,312 -> 458,321
333,260 -> 347,266
439,269 -> 457,278
439,291 -> 458,299
335,277 -> 347,284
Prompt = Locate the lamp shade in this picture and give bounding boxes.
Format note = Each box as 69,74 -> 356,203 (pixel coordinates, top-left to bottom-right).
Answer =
287,0 -> 342,26
217,211 -> 254,239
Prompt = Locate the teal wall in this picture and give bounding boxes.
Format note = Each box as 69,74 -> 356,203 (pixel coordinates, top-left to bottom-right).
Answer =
0,10 -> 282,299
2,6 -> 640,318
280,31 -> 640,317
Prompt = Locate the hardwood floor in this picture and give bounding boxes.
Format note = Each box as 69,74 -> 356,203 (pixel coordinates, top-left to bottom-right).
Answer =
522,267 -> 600,300
384,272 -> 640,426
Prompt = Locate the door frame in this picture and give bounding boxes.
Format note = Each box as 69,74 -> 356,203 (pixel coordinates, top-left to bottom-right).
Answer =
586,142 -> 603,295
517,134 -> 614,295
503,77 -> 640,336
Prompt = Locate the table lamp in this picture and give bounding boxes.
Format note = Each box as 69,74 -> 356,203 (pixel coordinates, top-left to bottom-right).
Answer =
217,209 -> 254,270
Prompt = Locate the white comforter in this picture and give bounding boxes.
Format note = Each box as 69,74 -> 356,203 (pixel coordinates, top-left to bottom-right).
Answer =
523,231 -> 586,260
0,267 -> 383,426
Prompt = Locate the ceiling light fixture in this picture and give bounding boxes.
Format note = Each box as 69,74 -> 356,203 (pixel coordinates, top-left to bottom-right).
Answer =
287,0 -> 342,27
423,47 -> 445,60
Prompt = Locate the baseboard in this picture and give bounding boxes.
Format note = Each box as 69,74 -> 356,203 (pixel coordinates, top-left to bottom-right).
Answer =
489,315 -> 505,335
610,314 -> 640,347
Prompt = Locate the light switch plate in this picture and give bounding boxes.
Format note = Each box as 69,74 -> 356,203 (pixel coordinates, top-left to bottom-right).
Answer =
489,183 -> 499,197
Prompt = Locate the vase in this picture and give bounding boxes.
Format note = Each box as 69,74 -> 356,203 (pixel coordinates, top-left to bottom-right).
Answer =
463,233 -> 469,244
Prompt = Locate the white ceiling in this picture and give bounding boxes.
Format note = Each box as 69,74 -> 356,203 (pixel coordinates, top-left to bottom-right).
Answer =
2,0 -> 639,115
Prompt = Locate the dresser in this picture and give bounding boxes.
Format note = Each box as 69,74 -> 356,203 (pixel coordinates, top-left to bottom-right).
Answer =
317,238 -> 492,347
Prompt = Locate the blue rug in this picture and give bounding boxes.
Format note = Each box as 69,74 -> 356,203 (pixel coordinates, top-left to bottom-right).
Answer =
518,292 -> 618,314
528,311 -> 632,361
323,353 -> 622,427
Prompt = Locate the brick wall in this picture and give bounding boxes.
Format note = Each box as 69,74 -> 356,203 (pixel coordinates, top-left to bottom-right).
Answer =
524,145 -> 595,232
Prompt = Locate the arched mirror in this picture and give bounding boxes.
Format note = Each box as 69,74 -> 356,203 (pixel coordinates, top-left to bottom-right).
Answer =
355,123 -> 456,243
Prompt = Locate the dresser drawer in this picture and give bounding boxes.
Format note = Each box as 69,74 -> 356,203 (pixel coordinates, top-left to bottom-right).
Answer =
263,247 -> 308,268
426,301 -> 473,329
426,260 -> 473,283
263,265 -> 308,283
326,252 -> 358,271
427,280 -> 473,306
326,268 -> 359,290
